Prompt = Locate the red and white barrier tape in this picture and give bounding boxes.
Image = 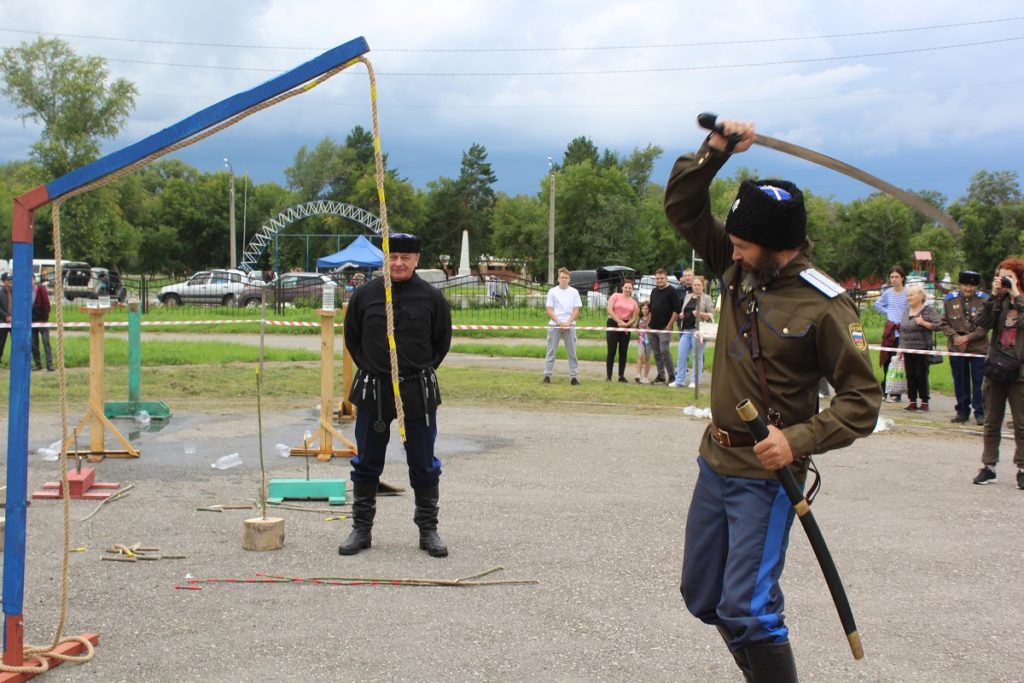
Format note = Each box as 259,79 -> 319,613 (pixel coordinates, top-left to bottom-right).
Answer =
0,320 -> 992,360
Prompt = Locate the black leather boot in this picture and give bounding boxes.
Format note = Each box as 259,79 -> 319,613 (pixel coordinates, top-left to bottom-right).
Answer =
338,482 -> 376,555
716,625 -> 753,682
413,487 -> 448,557
746,641 -> 798,683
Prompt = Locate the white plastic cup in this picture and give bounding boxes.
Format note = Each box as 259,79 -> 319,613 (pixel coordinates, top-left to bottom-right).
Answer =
275,443 -> 291,458
211,453 -> 242,470
134,410 -> 151,425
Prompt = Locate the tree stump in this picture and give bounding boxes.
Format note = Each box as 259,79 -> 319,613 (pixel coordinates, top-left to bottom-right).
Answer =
242,516 -> 284,551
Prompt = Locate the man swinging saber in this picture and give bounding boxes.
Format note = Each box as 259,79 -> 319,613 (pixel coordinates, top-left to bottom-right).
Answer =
664,116 -> 882,681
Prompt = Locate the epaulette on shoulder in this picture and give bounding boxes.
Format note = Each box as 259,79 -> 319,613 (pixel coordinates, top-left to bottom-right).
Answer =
799,268 -> 844,299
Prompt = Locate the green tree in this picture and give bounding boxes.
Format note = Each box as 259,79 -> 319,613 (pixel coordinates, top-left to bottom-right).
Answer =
421,176 -> 465,268
490,193 -> 547,275
1,37 -> 139,264
548,161 -> 640,270
621,144 -> 664,197
562,136 -> 600,167
457,142 -> 498,256
952,170 -> 1023,277
1,37 -> 137,176
838,194 -> 916,279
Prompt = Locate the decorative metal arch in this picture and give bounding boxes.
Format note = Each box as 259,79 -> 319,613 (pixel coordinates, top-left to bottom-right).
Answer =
238,200 -> 381,272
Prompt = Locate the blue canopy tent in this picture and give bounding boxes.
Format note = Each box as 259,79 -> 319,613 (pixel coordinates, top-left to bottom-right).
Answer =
316,235 -> 383,269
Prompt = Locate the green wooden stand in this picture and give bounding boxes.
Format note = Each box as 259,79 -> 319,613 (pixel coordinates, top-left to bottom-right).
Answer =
267,478 -> 347,505
103,303 -> 171,420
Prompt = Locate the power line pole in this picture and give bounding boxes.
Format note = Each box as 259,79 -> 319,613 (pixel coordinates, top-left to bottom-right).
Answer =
547,157 -> 555,285
224,158 -> 236,269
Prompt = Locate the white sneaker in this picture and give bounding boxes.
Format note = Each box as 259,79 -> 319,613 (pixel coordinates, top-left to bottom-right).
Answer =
688,382 -> 696,388
668,381 -> 683,388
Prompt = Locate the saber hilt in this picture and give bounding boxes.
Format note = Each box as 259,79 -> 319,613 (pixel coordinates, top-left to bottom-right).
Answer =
735,399 -> 864,660
697,112 -> 743,153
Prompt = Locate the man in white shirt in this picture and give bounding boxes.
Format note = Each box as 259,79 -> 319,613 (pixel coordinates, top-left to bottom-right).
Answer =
543,267 -> 583,384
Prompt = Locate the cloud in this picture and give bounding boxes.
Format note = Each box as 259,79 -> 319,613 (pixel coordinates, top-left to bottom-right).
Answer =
0,0 -> 1021,203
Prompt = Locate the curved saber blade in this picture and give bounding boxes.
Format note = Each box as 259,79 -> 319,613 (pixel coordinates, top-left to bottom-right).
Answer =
696,113 -> 960,234
753,133 -> 960,235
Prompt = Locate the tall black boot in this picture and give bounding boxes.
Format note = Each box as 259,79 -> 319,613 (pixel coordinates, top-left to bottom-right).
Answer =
745,641 -> 798,683
413,487 -> 448,557
716,625 -> 753,682
338,482 -> 376,555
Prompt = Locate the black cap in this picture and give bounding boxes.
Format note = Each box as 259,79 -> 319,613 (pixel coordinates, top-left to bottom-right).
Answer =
725,179 -> 807,251
1,272 -> 10,282
958,270 -> 981,286
388,233 -> 421,254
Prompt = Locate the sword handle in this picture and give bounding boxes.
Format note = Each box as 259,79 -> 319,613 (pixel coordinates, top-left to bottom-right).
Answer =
697,112 -> 742,153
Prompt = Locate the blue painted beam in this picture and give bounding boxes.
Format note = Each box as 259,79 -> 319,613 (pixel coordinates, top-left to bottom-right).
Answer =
46,36 -> 369,200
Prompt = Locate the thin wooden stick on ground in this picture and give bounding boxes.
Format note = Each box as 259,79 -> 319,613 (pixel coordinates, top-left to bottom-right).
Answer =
79,483 -> 135,522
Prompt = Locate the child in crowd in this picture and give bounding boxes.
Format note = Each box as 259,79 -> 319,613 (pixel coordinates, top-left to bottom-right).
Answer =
635,301 -> 652,383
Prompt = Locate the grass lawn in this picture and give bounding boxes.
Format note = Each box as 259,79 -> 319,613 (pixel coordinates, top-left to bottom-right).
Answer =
6,300 -> 954,410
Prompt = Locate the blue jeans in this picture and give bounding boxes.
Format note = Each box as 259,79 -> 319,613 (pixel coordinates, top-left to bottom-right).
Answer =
675,330 -> 703,385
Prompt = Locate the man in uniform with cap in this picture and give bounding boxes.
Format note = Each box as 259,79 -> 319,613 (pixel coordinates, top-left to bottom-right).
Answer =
664,119 -> 882,681
940,271 -> 988,425
340,233 -> 453,558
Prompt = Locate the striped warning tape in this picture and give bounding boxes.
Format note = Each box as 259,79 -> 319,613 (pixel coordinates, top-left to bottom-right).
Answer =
0,320 -> 992,360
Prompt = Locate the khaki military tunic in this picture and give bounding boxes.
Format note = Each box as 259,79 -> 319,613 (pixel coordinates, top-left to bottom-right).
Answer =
940,292 -> 990,355
664,142 -> 883,481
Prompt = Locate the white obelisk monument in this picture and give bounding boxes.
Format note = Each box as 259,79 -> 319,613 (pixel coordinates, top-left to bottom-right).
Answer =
457,230 -> 471,277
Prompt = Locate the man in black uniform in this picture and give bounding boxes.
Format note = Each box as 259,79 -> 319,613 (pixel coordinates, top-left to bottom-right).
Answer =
665,120 -> 882,682
340,233 -> 453,557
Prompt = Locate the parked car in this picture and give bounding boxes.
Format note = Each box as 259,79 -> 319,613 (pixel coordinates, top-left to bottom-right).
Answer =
238,272 -> 334,308
568,265 -> 638,298
41,262 -> 127,302
634,274 -> 681,302
157,269 -> 260,306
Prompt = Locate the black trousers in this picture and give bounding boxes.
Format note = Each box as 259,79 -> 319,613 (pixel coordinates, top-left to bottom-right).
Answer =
350,408 -> 441,490
904,352 -> 931,403
605,319 -> 631,379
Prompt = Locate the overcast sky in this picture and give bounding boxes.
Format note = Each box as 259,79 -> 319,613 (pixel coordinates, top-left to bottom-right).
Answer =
1,1 -> 1022,206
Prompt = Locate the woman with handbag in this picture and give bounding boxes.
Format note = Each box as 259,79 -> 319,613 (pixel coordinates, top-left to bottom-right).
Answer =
898,284 -> 941,412
875,265 -> 909,402
972,259 -> 1024,488
671,275 -> 715,388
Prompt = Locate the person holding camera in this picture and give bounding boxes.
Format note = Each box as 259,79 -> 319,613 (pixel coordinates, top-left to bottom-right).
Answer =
972,259 -> 1024,488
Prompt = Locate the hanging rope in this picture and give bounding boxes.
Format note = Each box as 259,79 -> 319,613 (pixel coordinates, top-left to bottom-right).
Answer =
5,54 -> 370,675
359,57 -> 407,442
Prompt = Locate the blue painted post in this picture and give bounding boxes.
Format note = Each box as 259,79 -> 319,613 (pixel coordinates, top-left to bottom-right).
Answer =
3,240 -> 35,663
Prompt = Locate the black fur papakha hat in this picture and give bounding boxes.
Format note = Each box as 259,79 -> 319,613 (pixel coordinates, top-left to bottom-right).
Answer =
389,233 -> 421,253
724,179 -> 807,251
958,270 -> 981,286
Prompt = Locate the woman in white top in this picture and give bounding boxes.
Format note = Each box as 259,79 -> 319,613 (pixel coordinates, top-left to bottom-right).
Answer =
671,276 -> 715,388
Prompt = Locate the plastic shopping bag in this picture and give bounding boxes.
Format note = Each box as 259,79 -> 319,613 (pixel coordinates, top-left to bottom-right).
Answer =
885,355 -> 907,395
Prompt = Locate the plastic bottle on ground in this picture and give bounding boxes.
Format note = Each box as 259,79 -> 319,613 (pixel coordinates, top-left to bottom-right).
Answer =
211,452 -> 242,470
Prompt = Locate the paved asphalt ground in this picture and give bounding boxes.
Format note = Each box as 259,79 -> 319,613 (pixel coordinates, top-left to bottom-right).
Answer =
2,334 -> 1022,682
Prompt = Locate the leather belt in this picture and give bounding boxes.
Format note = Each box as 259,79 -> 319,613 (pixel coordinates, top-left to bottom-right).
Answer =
710,423 -> 755,448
